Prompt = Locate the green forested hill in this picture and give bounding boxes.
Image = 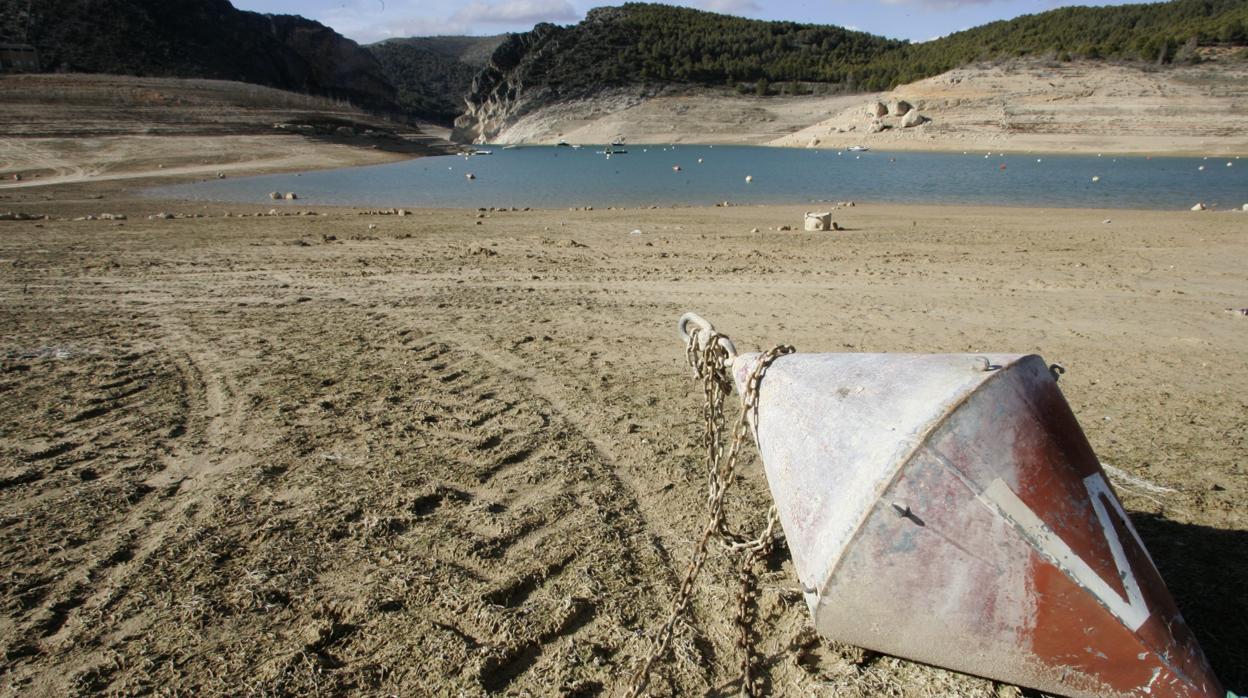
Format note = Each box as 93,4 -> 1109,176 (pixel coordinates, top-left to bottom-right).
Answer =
888,0 -> 1248,86
466,0 -> 1248,99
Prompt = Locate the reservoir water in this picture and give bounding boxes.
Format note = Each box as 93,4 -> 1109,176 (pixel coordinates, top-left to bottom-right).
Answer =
153,146 -> 1247,210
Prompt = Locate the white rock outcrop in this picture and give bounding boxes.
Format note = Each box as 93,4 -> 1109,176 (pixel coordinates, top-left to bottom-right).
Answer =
804,212 -> 834,231
901,111 -> 928,128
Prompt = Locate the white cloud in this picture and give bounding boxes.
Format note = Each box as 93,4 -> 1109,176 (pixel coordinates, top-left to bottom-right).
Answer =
452,0 -> 580,25
309,0 -> 580,43
696,0 -> 762,13
880,0 -> 1002,5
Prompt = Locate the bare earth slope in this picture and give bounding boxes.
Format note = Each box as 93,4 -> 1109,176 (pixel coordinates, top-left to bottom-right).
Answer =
0,75 -> 455,189
0,191 -> 1244,694
773,60 -> 1248,155
483,60 -> 1248,155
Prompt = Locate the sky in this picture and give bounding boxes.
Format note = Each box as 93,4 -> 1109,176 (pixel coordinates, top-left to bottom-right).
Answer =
230,0 -> 1147,45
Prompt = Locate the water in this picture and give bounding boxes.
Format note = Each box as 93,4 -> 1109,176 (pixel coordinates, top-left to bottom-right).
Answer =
152,146 -> 1247,210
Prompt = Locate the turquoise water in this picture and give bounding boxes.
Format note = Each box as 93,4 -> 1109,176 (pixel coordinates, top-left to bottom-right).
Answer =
152,146 -> 1247,210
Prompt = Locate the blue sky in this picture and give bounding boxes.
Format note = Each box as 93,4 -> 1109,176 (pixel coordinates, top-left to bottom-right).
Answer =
231,0 -> 1146,44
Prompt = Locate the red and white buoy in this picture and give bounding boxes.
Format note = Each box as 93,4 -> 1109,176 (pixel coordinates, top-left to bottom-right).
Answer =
678,313 -> 1226,698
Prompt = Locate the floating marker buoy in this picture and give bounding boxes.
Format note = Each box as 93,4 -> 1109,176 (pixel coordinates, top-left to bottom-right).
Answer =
698,158 -> 703,163
999,164 -> 1007,170
1091,176 -> 1100,182
1036,158 -> 1042,163
745,175 -> 753,183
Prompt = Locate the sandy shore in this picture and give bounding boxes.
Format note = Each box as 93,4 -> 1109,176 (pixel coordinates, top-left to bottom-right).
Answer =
1,177 -> 1244,695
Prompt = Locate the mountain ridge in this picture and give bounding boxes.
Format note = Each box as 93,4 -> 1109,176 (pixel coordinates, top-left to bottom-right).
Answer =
16,0 -> 399,114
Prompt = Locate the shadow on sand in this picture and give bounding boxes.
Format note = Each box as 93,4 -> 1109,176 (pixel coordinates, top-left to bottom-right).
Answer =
1132,512 -> 1247,691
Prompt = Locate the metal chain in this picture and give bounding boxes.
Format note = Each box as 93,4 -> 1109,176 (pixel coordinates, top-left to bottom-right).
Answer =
627,330 -> 793,698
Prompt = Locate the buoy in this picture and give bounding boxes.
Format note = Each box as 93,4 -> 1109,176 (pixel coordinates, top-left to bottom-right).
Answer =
698,158 -> 704,164
1198,165 -> 1205,171
1036,158 -> 1042,163
676,314 -> 1227,698
745,175 -> 753,183
999,164 -> 1006,170
1092,175 -> 1100,182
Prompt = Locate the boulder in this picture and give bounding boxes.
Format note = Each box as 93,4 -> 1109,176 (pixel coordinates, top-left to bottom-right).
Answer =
1190,202 -> 1206,211
804,211 -> 834,231
269,192 -> 281,200
901,111 -> 928,128
284,192 -> 298,200
891,100 -> 912,116
335,126 -> 356,137
1242,203 -> 1248,211
866,120 -> 887,134
867,101 -> 888,118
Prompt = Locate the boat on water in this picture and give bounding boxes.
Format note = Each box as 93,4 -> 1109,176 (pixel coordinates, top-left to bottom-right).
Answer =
598,147 -> 628,155
556,140 -> 571,147
676,313 -> 1229,698
472,150 -> 493,156
847,145 -> 869,152
501,144 -> 518,150
611,134 -> 626,147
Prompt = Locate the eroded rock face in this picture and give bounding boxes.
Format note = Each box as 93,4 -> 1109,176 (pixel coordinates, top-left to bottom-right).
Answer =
453,24 -> 564,144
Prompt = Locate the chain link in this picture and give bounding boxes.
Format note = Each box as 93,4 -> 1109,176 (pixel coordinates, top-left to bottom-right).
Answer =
627,329 -> 794,698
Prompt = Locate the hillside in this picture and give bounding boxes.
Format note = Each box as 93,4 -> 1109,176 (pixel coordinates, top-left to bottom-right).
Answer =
0,73 -> 454,189
454,0 -> 1248,142
451,58 -> 1248,155
368,36 -> 504,124
16,0 -> 398,114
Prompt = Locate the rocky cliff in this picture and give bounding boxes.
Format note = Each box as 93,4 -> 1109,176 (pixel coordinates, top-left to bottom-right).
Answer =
452,24 -> 569,143
21,0 -> 397,113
